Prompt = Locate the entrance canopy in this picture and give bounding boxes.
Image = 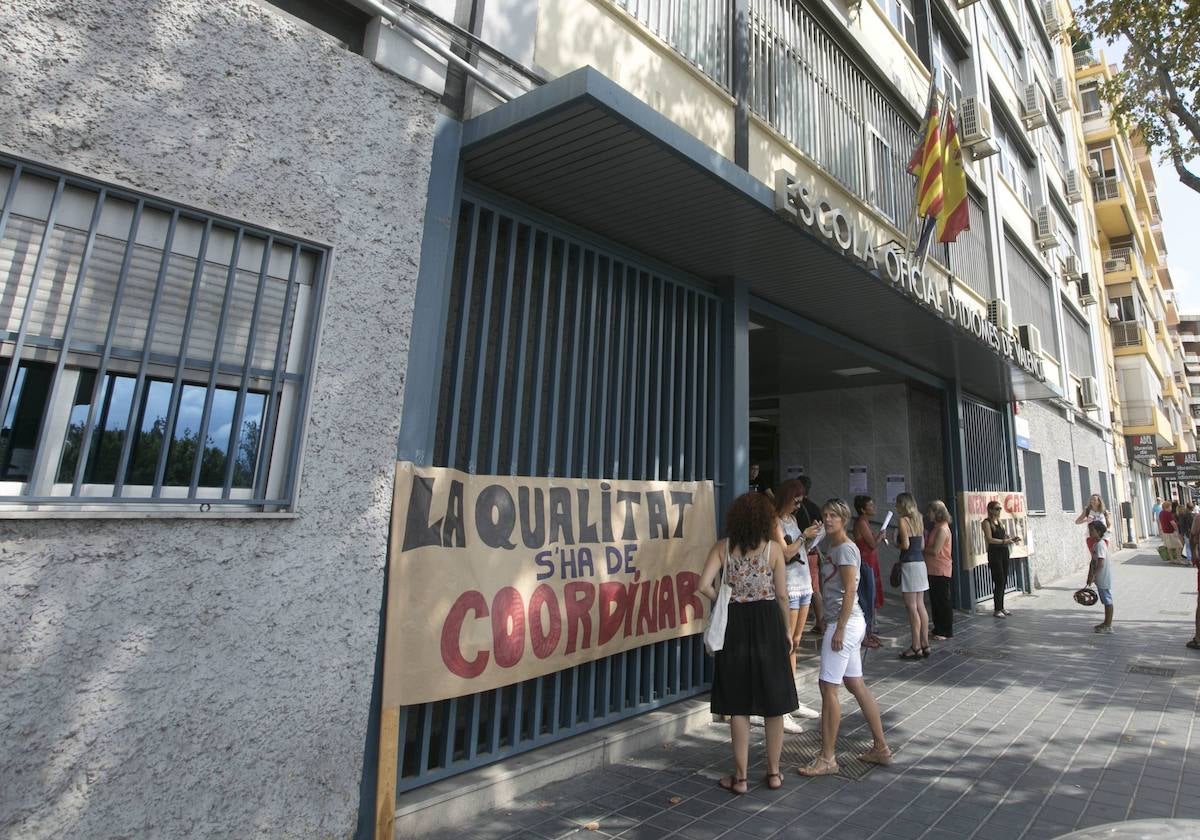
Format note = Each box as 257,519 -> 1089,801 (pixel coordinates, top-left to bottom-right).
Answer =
460,67 -> 1059,403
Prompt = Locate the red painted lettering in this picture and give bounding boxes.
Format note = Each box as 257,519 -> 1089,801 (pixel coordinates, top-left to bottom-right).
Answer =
564,581 -> 596,654
528,584 -> 562,659
441,590 -> 489,679
598,581 -> 629,646
656,574 -> 678,630
675,571 -> 704,625
491,586 -> 525,668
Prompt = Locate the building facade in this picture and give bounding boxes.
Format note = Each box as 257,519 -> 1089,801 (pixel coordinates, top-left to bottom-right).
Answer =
0,0 -> 1162,836
1074,48 -> 1192,528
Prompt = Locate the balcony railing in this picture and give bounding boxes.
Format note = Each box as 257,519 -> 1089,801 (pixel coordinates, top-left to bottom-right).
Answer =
1102,248 -> 1131,273
1111,321 -> 1143,347
611,0 -> 731,88
1074,48 -> 1097,69
1121,400 -> 1158,427
1094,176 -> 1120,201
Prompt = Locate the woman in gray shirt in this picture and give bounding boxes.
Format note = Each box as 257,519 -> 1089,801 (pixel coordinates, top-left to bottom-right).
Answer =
798,499 -> 893,776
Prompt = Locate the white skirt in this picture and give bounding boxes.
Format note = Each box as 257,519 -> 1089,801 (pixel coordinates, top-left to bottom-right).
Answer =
901,561 -> 929,593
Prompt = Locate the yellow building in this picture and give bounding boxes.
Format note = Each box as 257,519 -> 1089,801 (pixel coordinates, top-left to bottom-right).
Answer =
1075,49 -> 1191,517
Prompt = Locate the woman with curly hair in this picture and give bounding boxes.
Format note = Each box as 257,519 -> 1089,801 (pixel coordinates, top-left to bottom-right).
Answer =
798,499 -> 892,776
699,492 -> 798,794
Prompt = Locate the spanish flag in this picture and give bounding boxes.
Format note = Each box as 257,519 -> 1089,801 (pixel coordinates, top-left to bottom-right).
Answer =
938,108 -> 970,243
908,93 -> 943,219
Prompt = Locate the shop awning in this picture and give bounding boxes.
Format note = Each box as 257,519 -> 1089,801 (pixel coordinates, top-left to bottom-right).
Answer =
460,67 -> 1062,404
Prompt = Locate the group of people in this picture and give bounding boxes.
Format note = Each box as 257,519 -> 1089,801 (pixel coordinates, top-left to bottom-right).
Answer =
1152,497 -> 1198,565
696,477 -> 966,790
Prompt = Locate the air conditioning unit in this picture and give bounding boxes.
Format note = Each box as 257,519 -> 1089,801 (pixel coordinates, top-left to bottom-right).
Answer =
1063,254 -> 1083,282
1035,205 -> 1057,250
1065,169 -> 1084,203
1041,0 -> 1063,34
959,97 -> 999,159
1018,323 -> 1043,356
1078,272 -> 1096,305
1022,85 -> 1048,129
1052,77 -> 1071,112
1086,159 -> 1101,179
1080,376 -> 1101,409
1103,257 -> 1128,273
988,298 -> 1012,332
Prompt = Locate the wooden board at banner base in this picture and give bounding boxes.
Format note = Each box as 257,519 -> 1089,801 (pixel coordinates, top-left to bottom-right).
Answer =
381,463 -> 717,708
957,491 -> 1030,570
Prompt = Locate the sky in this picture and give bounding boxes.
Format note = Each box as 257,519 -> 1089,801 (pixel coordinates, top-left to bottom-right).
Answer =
1097,39 -> 1200,314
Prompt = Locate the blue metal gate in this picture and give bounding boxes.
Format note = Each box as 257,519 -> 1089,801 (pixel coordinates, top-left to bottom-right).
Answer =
394,192 -> 723,792
961,396 -> 1028,604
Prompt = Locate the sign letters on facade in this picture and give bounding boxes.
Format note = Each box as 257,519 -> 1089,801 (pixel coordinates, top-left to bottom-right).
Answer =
774,171 -> 1046,382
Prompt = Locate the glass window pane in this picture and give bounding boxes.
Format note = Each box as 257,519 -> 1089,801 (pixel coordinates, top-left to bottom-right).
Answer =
164,383 -> 205,486
198,388 -> 236,487
57,368 -> 98,483
124,379 -> 173,486
0,360 -> 54,482
74,373 -> 136,485
233,392 -> 266,489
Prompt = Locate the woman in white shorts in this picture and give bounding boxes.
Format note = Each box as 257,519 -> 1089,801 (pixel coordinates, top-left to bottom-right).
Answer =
797,499 -> 892,777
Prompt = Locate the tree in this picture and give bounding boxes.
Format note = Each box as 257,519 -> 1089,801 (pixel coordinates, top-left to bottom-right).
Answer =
1075,0 -> 1200,194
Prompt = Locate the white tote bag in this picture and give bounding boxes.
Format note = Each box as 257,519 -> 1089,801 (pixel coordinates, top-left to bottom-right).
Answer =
704,552 -> 732,655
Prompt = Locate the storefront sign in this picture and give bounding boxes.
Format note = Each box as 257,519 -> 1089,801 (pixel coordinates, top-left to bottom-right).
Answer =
774,171 -> 1046,382
957,491 -> 1030,570
1152,463 -> 1178,479
1174,452 -> 1200,482
381,463 -> 717,707
1126,434 -> 1158,464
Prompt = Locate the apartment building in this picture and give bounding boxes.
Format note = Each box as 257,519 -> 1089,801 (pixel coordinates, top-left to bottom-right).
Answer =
1074,48 -> 1191,527
1178,312 -> 1200,445
2,0 -> 1129,836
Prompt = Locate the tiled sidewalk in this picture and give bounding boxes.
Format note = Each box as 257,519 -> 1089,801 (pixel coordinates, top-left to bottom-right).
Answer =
432,546 -> 1200,840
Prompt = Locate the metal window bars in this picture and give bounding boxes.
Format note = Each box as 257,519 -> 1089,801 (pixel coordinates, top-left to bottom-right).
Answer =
396,193 -> 721,792
747,0 -> 919,229
0,154 -> 329,508
610,0 -> 732,90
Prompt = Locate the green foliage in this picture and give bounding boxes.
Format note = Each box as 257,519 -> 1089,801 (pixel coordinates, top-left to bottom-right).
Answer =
1076,0 -> 1200,192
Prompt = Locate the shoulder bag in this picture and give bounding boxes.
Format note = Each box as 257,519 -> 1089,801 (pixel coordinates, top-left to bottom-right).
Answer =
704,551 -> 733,655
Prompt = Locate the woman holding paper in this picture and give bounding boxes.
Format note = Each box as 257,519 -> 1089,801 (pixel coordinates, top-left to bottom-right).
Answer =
895,493 -> 930,659
699,492 -> 798,794
797,498 -> 892,776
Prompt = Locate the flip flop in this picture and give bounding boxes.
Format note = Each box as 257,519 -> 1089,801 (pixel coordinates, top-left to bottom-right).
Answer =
764,771 -> 784,790
798,756 -> 839,777
718,775 -> 748,794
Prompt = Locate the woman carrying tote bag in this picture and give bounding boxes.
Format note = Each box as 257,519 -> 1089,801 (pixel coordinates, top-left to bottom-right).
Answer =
698,492 -> 798,794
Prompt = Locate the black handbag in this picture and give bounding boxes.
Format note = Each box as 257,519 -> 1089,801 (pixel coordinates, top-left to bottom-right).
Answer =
889,563 -> 902,588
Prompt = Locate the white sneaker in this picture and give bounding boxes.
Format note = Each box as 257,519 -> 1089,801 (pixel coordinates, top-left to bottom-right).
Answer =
993,610 -> 1007,618
791,702 -> 821,719
782,716 -> 805,734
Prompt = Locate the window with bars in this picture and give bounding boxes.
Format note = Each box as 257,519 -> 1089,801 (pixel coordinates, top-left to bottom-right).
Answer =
0,157 -> 327,510
1058,458 -> 1074,511
940,194 -> 992,299
747,0 -> 918,228
1022,449 -> 1045,512
608,0 -> 730,88
1005,236 -> 1059,357
1063,302 -> 1094,377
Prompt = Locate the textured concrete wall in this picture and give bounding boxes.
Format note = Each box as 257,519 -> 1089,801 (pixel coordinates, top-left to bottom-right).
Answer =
0,2 -> 440,838
1019,402 -> 1113,587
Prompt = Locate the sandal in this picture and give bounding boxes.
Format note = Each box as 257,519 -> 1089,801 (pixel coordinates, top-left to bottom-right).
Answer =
898,647 -> 922,660
797,756 -> 839,777
718,775 -> 748,795
863,636 -> 882,649
859,746 -> 894,766
921,646 -> 931,658
764,771 -> 784,790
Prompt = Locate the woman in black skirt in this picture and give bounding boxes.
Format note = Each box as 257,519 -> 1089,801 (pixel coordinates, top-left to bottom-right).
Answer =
699,492 -> 798,794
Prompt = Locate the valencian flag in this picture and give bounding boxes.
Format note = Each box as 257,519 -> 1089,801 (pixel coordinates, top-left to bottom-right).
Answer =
908,85 -> 943,263
938,107 -> 970,242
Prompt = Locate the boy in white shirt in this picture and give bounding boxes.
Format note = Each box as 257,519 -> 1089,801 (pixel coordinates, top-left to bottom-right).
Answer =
1087,520 -> 1113,633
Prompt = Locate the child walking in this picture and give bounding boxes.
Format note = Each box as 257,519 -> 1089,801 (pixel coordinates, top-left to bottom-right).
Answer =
1087,521 -> 1114,633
